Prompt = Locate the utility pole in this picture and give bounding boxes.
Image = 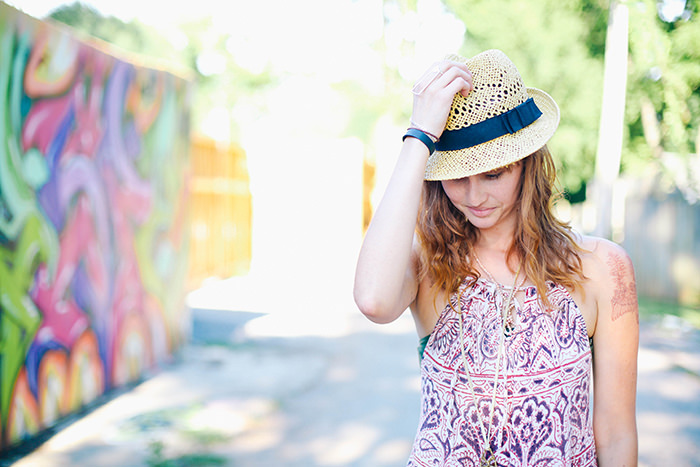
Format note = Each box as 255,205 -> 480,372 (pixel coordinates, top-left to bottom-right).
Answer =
591,0 -> 629,239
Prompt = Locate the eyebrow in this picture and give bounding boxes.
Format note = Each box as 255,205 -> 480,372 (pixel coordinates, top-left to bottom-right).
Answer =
484,162 -> 518,175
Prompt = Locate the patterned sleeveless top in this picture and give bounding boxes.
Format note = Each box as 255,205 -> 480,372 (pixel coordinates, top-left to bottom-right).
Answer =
408,278 -> 597,467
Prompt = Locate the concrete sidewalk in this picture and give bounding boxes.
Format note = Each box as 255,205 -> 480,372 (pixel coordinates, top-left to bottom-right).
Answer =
5,302 -> 700,466
5,306 -> 422,467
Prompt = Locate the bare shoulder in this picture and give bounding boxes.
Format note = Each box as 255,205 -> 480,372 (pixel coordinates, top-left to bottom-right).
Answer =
579,235 -> 639,324
578,236 -> 632,271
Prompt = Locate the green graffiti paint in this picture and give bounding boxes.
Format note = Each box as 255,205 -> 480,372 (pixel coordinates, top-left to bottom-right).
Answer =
0,23 -> 59,432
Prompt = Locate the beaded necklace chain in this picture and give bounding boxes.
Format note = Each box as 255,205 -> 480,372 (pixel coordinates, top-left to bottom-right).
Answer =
455,256 -> 523,467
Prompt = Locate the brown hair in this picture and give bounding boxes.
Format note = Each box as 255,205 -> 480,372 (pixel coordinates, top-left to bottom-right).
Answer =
416,145 -> 585,308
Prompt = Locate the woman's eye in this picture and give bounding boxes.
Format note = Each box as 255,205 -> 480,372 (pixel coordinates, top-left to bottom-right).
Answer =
485,172 -> 502,179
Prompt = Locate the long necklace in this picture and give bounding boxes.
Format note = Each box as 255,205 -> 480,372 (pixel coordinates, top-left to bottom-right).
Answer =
473,253 -> 527,335
456,257 -> 523,467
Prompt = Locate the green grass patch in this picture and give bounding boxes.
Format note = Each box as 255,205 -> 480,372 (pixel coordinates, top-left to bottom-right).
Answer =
147,441 -> 228,466
180,428 -> 231,445
638,297 -> 700,329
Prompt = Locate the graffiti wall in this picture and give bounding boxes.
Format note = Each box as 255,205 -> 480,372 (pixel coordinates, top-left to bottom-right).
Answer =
0,5 -> 191,450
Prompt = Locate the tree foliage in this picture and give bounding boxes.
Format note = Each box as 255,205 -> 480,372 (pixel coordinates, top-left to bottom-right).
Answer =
48,2 -> 180,65
626,0 -> 700,197
442,0 -> 608,198
442,0 -> 699,198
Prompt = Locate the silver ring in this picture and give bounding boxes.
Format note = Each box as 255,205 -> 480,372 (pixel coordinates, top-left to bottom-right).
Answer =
412,65 -> 443,95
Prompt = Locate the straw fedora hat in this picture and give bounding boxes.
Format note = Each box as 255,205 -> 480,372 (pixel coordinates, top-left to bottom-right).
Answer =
424,49 -> 560,181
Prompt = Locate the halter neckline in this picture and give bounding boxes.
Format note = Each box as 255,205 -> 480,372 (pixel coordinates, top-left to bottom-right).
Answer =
472,275 -> 532,292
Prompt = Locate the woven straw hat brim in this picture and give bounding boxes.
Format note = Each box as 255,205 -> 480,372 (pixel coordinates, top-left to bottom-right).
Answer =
424,87 -> 560,181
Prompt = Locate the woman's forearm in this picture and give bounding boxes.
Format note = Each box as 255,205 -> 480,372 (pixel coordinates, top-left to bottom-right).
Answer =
596,432 -> 638,467
353,138 -> 429,323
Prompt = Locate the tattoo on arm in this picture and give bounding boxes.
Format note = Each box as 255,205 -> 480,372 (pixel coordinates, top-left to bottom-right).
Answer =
607,252 -> 639,323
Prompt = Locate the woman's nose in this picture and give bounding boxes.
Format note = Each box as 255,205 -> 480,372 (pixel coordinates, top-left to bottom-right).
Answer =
464,178 -> 486,205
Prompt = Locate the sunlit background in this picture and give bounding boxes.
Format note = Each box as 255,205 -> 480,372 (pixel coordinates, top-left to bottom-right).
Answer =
3,1 -> 700,465
7,0 -> 471,332
7,0 -> 700,326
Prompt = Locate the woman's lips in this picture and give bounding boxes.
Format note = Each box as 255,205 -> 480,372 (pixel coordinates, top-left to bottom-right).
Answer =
467,206 -> 495,217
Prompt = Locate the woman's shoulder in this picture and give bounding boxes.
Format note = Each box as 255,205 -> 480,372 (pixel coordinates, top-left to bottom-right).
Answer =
577,235 -> 636,296
577,235 -> 632,266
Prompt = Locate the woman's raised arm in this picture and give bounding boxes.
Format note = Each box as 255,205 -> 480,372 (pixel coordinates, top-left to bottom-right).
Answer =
353,61 -> 472,324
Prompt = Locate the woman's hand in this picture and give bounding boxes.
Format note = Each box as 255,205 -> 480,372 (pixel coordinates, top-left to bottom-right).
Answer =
410,60 -> 473,139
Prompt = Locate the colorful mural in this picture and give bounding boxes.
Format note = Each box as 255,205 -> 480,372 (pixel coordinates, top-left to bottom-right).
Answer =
0,5 -> 191,450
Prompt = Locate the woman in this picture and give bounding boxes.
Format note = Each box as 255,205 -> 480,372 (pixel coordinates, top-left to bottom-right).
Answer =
354,50 -> 638,466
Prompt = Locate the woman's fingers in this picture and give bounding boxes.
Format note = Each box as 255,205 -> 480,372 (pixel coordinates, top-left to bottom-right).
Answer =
413,61 -> 471,95
412,65 -> 442,95
410,60 -> 472,136
434,61 -> 472,95
448,75 -> 472,98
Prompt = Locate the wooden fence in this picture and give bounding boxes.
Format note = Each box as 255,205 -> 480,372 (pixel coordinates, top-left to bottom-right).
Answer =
623,177 -> 700,307
187,135 -> 252,289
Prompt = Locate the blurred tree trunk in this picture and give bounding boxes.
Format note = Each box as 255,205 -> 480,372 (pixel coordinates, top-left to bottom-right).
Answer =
591,0 -> 629,239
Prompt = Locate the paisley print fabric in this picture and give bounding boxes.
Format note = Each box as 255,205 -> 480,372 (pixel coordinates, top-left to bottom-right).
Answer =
408,278 -> 597,466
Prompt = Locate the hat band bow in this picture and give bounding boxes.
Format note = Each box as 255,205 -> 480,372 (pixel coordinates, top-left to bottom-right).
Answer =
436,98 -> 542,151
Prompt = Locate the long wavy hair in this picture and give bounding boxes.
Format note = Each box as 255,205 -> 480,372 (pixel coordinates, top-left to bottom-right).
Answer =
416,145 -> 586,308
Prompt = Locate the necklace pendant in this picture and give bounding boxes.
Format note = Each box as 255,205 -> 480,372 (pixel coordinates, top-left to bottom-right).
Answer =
504,323 -> 514,337
503,303 -> 517,335
480,451 -> 497,467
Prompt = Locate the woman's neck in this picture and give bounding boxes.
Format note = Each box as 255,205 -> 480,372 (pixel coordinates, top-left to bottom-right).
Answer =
474,223 -> 516,255
473,225 -> 521,279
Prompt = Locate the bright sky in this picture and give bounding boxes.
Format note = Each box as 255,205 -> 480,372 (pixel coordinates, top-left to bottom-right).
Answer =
6,0 -> 464,80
